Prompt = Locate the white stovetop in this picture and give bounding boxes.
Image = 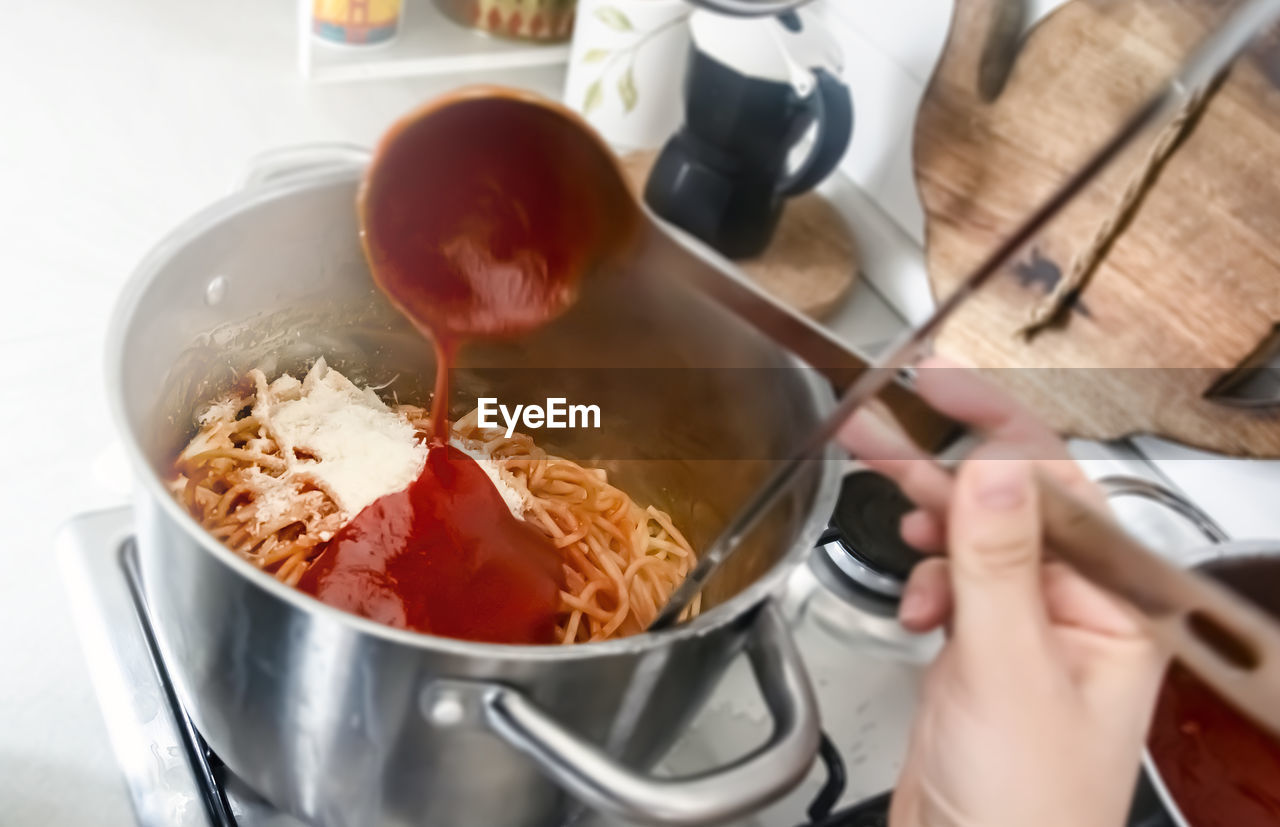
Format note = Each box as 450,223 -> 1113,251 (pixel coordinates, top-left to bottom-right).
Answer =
3,1 -> 1277,825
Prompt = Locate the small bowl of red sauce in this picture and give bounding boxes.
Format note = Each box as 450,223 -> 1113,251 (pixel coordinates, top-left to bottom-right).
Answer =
1146,548 -> 1280,827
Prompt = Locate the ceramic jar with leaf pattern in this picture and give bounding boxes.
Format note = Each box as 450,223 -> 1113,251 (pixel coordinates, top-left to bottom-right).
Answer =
434,0 -> 577,42
563,0 -> 691,150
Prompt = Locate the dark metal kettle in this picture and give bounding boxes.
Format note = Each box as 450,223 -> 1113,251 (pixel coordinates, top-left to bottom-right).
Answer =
644,10 -> 853,258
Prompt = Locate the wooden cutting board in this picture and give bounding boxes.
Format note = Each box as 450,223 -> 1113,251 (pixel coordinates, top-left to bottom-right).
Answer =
915,0 -> 1280,457
620,150 -> 858,319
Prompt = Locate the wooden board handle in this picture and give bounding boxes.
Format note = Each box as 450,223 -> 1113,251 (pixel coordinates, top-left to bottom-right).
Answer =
934,0 -> 1026,103
1037,470 -> 1280,736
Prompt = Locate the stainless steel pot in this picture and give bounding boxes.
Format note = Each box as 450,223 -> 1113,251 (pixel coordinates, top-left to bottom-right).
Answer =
1102,477 -> 1277,827
106,147 -> 843,826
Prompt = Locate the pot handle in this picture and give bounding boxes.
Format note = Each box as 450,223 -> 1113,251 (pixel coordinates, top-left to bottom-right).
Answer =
422,603 -> 820,826
235,143 -> 371,191
1099,475 -> 1230,545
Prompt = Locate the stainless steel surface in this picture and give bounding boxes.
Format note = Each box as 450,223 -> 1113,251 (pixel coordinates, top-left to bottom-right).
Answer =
1100,476 -> 1230,545
635,207 -> 956,444
58,506 -> 925,827
819,539 -> 905,599
105,158 -> 842,826
1203,324 -> 1280,408
636,221 -> 879,386
465,604 -> 818,824
649,0 -> 1280,630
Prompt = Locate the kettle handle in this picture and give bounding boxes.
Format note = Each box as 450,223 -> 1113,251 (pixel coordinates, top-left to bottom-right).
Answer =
779,69 -> 854,197
421,603 -> 820,825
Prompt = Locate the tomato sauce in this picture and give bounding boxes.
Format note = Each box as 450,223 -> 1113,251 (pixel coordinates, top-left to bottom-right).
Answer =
1150,664 -> 1280,827
297,444 -> 564,644
1148,557 -> 1280,827
300,91 -> 633,643
357,91 -> 634,344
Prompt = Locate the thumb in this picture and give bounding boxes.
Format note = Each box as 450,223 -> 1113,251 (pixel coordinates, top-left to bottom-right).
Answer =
948,453 -> 1050,661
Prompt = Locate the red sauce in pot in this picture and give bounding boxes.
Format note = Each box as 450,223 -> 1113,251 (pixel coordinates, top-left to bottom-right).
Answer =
1148,557 -> 1280,827
297,444 -> 564,644
1149,664 -> 1280,827
299,90 -> 633,643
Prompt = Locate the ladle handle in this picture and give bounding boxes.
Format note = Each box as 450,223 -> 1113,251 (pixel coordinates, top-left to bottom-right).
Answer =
1036,470 -> 1280,737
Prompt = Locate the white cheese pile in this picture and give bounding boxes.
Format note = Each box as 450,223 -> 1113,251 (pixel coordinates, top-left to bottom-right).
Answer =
243,466 -> 306,527
259,359 -> 525,521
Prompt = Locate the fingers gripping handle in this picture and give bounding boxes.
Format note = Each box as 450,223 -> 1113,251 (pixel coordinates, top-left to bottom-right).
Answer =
1036,470 -> 1280,737
423,604 -> 820,826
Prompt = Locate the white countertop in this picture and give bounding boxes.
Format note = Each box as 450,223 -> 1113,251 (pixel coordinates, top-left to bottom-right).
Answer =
3,1 -> 1277,825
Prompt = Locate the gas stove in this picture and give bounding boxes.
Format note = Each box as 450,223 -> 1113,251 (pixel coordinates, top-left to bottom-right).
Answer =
57,469 -> 1180,827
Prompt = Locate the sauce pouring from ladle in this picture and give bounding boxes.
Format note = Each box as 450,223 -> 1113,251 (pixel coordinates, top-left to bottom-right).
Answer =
296,89 -> 636,645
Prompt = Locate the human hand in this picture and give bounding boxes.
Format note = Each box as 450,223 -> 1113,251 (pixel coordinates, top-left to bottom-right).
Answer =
838,358 -> 1168,827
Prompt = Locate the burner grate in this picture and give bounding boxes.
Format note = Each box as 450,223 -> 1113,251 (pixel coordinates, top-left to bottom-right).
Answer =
120,540 -> 237,827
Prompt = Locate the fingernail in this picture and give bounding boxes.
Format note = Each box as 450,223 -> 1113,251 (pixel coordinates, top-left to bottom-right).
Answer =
972,460 -> 1029,510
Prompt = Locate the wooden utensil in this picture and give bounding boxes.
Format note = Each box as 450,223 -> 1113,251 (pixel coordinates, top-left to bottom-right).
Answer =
916,0 -> 1280,457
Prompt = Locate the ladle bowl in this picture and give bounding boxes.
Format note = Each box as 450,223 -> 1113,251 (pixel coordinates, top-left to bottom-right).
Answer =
358,87 -> 639,342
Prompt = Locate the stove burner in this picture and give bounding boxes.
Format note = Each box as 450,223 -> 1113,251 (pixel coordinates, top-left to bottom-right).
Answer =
816,471 -> 924,614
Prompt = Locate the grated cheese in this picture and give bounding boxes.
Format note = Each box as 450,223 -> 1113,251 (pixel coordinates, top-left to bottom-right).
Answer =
244,466 -> 303,527
197,394 -> 241,427
262,361 -> 526,521
269,362 -> 426,516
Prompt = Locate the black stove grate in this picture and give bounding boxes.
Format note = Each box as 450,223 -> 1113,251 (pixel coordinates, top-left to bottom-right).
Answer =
121,541 -> 237,826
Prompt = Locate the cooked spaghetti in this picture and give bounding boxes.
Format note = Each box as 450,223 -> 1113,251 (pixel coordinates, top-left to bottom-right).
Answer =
170,360 -> 699,643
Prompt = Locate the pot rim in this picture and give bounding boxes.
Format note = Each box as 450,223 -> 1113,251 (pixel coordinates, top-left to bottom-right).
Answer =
105,165 -> 844,662
1142,538 -> 1280,827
